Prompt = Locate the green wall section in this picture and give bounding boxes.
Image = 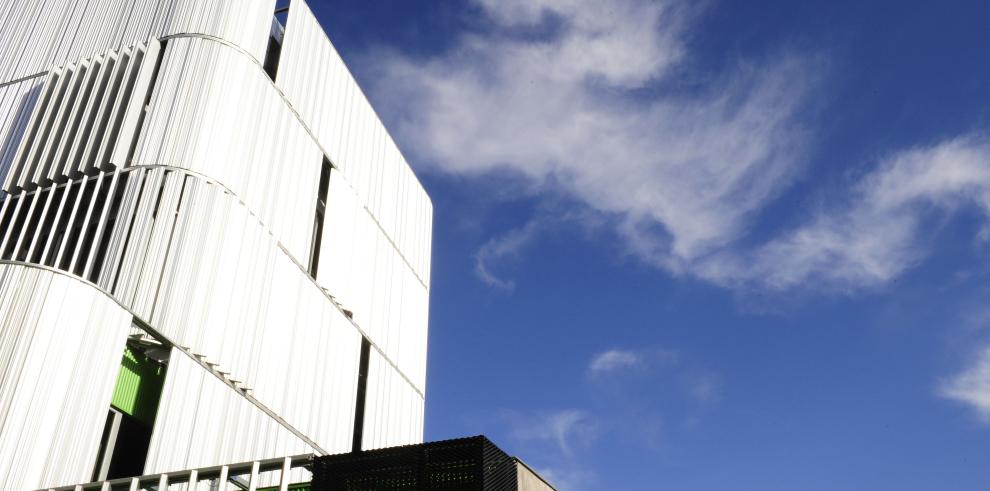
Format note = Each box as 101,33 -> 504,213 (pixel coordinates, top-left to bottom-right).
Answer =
110,346 -> 166,427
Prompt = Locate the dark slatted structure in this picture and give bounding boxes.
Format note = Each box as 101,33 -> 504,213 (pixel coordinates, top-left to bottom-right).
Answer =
311,436 -> 521,491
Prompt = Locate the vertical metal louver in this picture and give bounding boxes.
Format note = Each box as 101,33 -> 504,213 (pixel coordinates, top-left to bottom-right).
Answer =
0,169 -> 136,284
2,40 -> 161,193
0,1 -> 435,488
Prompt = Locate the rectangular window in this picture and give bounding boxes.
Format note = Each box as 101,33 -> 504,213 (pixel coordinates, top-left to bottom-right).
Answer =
352,337 -> 372,452
309,157 -> 331,278
263,6 -> 289,80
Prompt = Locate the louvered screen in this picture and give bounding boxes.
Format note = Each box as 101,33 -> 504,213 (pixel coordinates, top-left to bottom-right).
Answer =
3,39 -> 161,192
0,166 -> 181,288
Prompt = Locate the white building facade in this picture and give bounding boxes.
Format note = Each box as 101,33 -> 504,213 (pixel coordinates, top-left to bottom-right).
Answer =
0,1 -> 432,488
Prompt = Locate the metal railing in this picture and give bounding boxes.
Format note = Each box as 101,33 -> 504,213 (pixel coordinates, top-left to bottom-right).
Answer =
42,454 -> 313,491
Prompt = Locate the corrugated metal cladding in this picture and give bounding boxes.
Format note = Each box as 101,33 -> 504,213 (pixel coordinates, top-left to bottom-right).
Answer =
0,0 -> 432,487
133,36 -> 323,263
319,171 -> 429,392
0,0 -> 275,85
278,0 -> 434,285
361,350 -> 426,450
0,264 -> 132,490
145,348 -> 314,486
0,77 -> 45,185
3,40 -> 160,192
0,166 -> 376,454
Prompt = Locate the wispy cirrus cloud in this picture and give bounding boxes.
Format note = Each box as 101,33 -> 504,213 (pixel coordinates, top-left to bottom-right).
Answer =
495,346 -> 717,488
508,409 -> 599,457
940,345 -> 990,422
701,135 -> 990,290
497,408 -> 601,490
587,347 -> 679,378
368,0 -> 990,294
473,218 -> 541,290
368,0 -> 816,281
588,349 -> 642,375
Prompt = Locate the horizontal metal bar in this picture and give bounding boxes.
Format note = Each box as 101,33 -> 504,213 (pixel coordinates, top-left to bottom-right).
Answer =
42,454 -> 314,491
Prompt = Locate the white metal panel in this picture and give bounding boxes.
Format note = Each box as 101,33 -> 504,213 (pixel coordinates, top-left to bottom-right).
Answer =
0,264 -> 132,490
2,33 -> 432,341
133,37 -> 322,263
361,349 -> 425,451
250,252 -> 363,455
0,2 -> 433,480
145,347 -> 317,479
147,176 -> 363,453
277,0 -> 434,286
0,0 -> 276,85
100,168 -> 363,453
0,166 -> 418,457
318,171 -> 429,392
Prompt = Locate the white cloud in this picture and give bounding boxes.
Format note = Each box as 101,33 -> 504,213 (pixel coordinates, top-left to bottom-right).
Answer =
369,0 -> 990,293
940,345 -> 990,422
702,135 -> 990,289
588,349 -> 642,375
509,409 -> 598,456
474,218 -> 541,289
588,347 -> 679,378
369,0 -> 815,275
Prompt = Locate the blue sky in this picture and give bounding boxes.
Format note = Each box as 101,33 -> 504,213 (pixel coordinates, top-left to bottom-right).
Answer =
313,1 -> 990,489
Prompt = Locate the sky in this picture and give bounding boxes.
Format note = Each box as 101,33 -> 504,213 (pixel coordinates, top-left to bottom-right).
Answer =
312,1 -> 990,489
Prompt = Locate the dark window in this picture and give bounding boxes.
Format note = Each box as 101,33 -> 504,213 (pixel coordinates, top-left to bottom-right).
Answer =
309,158 -> 331,278
92,408 -> 154,480
352,337 -> 372,452
262,35 -> 282,80
263,6 -> 289,81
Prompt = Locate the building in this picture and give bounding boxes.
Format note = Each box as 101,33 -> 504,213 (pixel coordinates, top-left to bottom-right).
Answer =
0,1 -> 432,489
312,436 -> 557,491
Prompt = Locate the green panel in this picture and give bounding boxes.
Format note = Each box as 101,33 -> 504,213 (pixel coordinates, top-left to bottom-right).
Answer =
110,346 -> 166,426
